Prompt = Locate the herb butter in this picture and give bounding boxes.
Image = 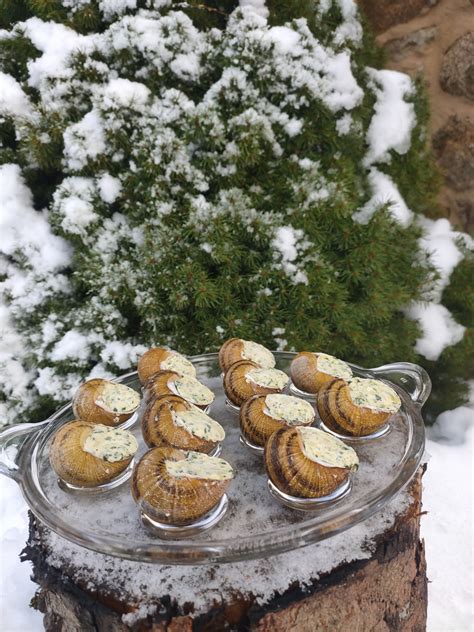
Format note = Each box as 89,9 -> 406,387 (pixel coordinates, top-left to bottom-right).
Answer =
161,353 -> 196,377
348,378 -> 401,413
171,376 -> 214,406
96,383 -> 140,413
247,368 -> 288,390
165,451 -> 234,480
83,425 -> 138,462
242,340 -> 275,369
316,353 -> 352,380
172,405 -> 225,442
298,426 -> 358,470
265,394 -> 314,425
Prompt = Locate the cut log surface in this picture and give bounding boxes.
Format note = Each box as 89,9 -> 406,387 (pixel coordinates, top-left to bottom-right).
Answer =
24,467 -> 427,631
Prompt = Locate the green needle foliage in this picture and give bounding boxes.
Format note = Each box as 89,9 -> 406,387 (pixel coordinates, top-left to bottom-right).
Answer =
0,0 -> 472,425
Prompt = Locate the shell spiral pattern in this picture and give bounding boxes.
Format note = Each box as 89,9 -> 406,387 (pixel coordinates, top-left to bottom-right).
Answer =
264,427 -> 350,498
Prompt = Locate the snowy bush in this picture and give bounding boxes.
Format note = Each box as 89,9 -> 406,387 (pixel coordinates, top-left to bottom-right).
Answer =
0,0 -> 472,425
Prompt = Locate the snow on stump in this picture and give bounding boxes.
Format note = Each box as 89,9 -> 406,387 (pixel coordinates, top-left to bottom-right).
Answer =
23,467 -> 427,631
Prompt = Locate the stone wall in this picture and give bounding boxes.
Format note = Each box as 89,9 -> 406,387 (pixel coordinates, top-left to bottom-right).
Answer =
359,0 -> 474,233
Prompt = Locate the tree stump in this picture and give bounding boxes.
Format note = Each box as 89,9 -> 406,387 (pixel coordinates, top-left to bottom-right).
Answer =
23,467 -> 427,632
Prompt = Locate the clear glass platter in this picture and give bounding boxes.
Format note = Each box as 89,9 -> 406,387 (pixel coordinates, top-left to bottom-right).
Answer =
0,352 -> 430,565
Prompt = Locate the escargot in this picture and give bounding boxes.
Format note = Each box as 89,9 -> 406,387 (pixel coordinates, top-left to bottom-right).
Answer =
138,347 -> 196,384
144,370 -> 215,409
72,379 -> 141,426
219,338 -> 276,373
223,360 -> 289,407
264,426 -> 358,498
142,394 -> 225,453
317,377 -> 402,437
290,352 -> 353,395
240,393 -> 315,448
131,448 -> 234,525
49,421 -> 138,487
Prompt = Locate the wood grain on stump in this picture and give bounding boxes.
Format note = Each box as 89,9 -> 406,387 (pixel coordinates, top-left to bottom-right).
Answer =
23,467 -> 427,632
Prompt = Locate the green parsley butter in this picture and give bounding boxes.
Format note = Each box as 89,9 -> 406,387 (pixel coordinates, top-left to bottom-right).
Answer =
171,376 -> 214,406
348,378 -> 401,413
161,353 -> 196,377
246,368 -> 288,390
165,451 -> 234,480
172,405 -> 225,442
298,426 -> 358,470
316,353 -> 352,380
241,340 -> 275,369
96,383 -> 140,413
265,394 -> 314,425
83,425 -> 138,462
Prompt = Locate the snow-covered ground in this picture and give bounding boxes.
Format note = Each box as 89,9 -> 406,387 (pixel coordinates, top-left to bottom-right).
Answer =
0,405 -> 472,631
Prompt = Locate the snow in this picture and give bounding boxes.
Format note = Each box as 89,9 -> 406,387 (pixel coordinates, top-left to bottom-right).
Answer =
63,110 -> 107,171
423,405 -> 474,632
418,217 -> 471,301
405,303 -> 466,362
21,18 -> 93,90
0,477 -> 43,632
1,402 -> 472,629
405,218 -> 472,361
364,68 -> 415,166
353,168 -> 413,227
50,330 -> 92,362
271,226 -> 309,285
97,173 -> 122,204
0,72 -> 34,120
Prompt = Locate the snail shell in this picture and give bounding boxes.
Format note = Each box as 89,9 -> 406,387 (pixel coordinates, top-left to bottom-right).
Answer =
317,377 -> 401,437
138,347 -> 196,384
290,352 -> 352,394
49,420 -> 137,487
223,360 -> 289,407
240,394 -> 315,448
144,371 -> 215,409
219,338 -> 276,373
142,394 -> 225,453
72,379 -> 141,426
264,426 -> 358,498
131,448 -> 233,525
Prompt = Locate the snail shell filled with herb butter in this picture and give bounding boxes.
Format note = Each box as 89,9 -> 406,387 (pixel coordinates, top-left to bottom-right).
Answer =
317,377 -> 402,437
264,426 -> 358,499
137,347 -> 196,384
223,360 -> 289,407
131,448 -> 234,525
290,352 -> 352,395
49,420 -> 138,487
240,394 -> 315,448
72,379 -> 141,426
142,394 -> 225,453
145,370 -> 215,410
219,338 -> 276,373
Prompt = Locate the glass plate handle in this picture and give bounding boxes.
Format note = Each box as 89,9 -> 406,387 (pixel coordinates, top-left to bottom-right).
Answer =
0,420 -> 49,482
368,362 -> 432,407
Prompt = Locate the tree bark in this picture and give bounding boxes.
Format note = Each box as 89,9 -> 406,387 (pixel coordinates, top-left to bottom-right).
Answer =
23,467 -> 427,631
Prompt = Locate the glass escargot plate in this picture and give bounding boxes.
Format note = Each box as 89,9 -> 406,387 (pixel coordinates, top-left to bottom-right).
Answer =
0,352 -> 429,565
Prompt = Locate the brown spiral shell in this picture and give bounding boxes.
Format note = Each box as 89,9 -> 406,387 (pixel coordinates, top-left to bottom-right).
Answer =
137,347 -> 195,384
290,352 -> 350,394
144,371 -> 214,409
317,378 -> 392,437
264,427 -> 350,498
49,420 -> 134,487
72,379 -> 140,426
141,394 -> 220,453
239,395 -> 314,448
131,448 -> 232,525
223,361 -> 288,407
218,338 -> 246,372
